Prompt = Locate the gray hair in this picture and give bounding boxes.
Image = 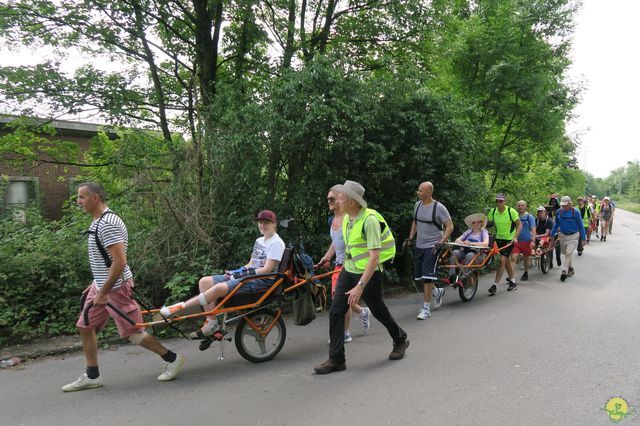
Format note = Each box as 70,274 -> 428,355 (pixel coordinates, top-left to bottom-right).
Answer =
78,182 -> 107,201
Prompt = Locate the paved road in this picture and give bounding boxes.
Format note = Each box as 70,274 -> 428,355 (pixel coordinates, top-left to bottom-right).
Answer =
2,210 -> 640,425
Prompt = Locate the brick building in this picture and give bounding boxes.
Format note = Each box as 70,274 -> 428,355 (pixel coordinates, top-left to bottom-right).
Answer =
0,115 -> 117,220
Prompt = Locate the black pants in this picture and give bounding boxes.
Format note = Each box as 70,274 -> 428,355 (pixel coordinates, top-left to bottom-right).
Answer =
329,269 -> 407,363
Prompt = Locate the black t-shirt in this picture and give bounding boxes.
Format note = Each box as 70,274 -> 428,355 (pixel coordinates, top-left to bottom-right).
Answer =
535,216 -> 553,236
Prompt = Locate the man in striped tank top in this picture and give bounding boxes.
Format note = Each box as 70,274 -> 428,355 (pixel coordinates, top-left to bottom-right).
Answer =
62,182 -> 184,392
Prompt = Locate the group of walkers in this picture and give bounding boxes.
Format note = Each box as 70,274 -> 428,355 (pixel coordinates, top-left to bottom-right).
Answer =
62,181 -> 617,391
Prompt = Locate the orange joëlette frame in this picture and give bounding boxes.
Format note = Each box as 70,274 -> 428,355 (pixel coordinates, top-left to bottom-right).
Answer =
135,268 -> 339,329
441,241 -> 508,270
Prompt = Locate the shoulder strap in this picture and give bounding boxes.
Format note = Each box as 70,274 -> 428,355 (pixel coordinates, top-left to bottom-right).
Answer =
413,201 -> 442,231
91,210 -> 116,268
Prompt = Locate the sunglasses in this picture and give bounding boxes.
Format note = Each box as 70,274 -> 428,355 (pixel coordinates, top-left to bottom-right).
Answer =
327,197 -> 336,203
495,200 -> 504,203
471,220 -> 483,224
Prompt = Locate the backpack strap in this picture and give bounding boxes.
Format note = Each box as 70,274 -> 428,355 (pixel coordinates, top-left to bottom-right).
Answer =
87,210 -> 116,268
413,201 -> 442,231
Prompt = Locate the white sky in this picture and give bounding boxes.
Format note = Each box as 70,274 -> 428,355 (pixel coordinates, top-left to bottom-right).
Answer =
566,0 -> 640,178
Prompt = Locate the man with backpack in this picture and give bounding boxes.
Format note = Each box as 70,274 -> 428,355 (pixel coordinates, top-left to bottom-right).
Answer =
550,196 -> 586,282
487,193 -> 522,295
406,181 -> 453,321
62,182 -> 185,392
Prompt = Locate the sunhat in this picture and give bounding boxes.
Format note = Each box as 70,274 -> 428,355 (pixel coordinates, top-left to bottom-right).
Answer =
330,180 -> 367,208
464,213 -> 487,228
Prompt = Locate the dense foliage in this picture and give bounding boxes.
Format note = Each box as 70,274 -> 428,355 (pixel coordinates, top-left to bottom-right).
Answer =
0,0 -> 587,344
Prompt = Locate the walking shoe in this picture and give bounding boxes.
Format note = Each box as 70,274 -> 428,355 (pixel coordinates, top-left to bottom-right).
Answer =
189,319 -> 218,340
488,284 -> 497,296
432,287 -> 445,310
568,267 -> 575,277
507,280 -> 517,291
62,373 -> 104,392
520,271 -> 528,281
359,307 -> 371,334
314,358 -> 346,374
157,354 -> 185,381
389,339 -> 410,360
560,270 -> 567,282
577,251 -> 582,256
416,306 -> 431,320
159,303 -> 185,319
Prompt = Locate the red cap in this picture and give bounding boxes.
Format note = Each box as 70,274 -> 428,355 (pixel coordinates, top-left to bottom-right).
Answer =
255,210 -> 277,223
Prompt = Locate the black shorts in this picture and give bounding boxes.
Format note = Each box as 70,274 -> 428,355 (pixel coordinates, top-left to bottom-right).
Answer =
495,239 -> 514,257
413,247 -> 439,281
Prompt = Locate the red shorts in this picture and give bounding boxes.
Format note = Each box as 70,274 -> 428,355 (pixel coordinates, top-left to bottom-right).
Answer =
331,265 -> 343,296
76,279 -> 144,338
512,241 -> 534,257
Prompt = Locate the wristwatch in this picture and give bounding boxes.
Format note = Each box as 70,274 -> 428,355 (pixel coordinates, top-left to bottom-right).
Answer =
357,281 -> 367,288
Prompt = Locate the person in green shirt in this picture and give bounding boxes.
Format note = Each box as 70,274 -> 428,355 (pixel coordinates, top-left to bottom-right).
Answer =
487,193 -> 522,295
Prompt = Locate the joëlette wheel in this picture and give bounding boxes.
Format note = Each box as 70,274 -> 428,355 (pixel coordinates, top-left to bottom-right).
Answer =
234,309 -> 286,363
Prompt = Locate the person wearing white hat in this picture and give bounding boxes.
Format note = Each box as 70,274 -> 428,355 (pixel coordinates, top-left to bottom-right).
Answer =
448,213 -> 489,281
314,180 -> 408,374
406,181 -> 454,320
550,196 -> 586,281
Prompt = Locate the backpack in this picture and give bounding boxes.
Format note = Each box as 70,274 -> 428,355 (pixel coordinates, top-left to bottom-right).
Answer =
413,201 -> 443,231
488,207 -> 517,234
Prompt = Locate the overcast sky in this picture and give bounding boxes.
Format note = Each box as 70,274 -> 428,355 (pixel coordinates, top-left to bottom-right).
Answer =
567,0 -> 640,178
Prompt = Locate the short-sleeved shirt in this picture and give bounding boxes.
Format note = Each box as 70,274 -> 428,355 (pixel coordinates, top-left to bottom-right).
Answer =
518,213 -> 536,242
248,233 -> 286,272
413,200 -> 451,249
344,210 -> 382,274
489,206 -> 519,240
459,228 -> 489,244
88,208 -> 133,290
535,216 -> 553,236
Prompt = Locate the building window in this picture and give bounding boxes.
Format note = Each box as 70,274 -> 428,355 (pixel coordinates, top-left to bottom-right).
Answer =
2,177 -> 39,216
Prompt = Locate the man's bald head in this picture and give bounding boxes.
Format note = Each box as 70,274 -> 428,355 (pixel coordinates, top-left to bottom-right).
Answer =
417,181 -> 434,201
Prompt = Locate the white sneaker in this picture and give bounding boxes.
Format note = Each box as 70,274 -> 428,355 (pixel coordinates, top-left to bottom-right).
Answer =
344,330 -> 353,343
61,373 -> 103,392
159,303 -> 184,319
431,287 -> 445,309
417,306 -> 431,320
359,307 -> 371,334
157,354 -> 185,382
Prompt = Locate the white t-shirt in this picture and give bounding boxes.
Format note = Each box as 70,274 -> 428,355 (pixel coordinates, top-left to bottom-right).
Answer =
248,233 -> 286,272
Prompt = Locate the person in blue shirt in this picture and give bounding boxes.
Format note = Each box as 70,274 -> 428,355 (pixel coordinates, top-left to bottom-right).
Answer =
510,200 -> 536,281
550,196 -> 586,282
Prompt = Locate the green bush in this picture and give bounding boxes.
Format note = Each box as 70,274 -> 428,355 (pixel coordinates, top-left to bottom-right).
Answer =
0,208 -> 89,345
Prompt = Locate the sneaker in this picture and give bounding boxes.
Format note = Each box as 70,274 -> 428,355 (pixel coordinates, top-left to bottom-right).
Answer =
416,306 -> 431,320
520,271 -> 528,281
359,307 -> 371,334
314,358 -> 346,374
577,251 -> 582,256
157,354 -> 185,381
189,319 -> 218,340
507,278 -> 517,291
488,284 -> 497,296
61,373 -> 104,392
159,303 -> 185,319
344,330 -> 353,343
568,267 -> 575,277
389,339 -> 410,360
560,270 -> 567,282
432,287 -> 445,309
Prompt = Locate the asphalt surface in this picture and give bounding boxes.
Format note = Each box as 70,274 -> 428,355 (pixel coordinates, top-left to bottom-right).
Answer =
2,210 -> 639,425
